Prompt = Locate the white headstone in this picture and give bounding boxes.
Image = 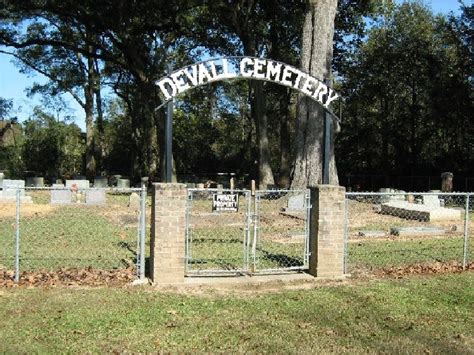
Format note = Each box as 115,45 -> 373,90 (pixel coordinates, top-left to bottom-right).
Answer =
51,189 -> 72,204
423,195 -> 441,208
2,179 -> 25,197
117,179 -> 130,188
287,194 -> 305,211
86,189 -> 106,205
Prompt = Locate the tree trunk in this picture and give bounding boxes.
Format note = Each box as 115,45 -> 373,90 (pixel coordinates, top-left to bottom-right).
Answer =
240,28 -> 275,190
291,0 -> 339,189
250,80 -> 275,189
93,58 -> 105,175
277,89 -> 292,188
84,53 -> 96,180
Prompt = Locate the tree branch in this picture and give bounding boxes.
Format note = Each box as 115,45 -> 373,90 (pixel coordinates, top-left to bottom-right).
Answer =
0,49 -> 86,109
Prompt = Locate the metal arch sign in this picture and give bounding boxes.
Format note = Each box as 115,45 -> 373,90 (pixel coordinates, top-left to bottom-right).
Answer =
155,56 -> 339,109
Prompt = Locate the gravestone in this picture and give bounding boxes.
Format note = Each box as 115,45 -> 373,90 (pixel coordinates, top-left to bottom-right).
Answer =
380,198 -> 461,221
389,190 -> 406,202
441,172 -> 453,192
86,189 -> 106,205
2,179 -> 26,197
94,177 -> 108,188
51,188 -> 72,204
128,192 -> 141,210
0,172 -> 4,189
117,178 -> 130,188
423,195 -> 441,208
26,177 -> 44,187
390,226 -> 445,237
287,194 -> 305,211
378,188 -> 393,203
109,175 -> 122,186
0,179 -> 32,203
65,180 -> 90,190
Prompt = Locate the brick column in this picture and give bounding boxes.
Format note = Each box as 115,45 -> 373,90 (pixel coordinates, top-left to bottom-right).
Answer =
308,185 -> 346,278
150,183 -> 187,285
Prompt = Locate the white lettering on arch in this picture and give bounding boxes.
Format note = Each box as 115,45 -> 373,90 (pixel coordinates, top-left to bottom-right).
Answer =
155,57 -> 339,108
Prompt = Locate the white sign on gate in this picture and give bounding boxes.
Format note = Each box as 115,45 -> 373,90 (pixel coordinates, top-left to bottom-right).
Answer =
212,193 -> 239,212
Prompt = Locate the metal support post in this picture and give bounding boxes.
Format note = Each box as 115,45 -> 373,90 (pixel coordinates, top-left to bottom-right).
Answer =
251,194 -> 258,273
463,194 -> 470,269
343,196 -> 349,274
304,191 -> 311,267
322,110 -> 332,184
166,64 -> 173,183
14,189 -> 21,282
139,184 -> 147,279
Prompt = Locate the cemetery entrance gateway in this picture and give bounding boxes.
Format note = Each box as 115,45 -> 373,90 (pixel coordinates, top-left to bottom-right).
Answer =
154,57 -> 341,276
185,188 -> 311,275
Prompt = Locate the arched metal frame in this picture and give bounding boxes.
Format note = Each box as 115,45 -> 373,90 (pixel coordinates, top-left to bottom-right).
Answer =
155,56 -> 342,184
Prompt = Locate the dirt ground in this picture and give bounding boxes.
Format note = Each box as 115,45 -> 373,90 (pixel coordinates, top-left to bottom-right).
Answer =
0,203 -> 57,219
1,262 -> 472,290
0,267 -> 136,288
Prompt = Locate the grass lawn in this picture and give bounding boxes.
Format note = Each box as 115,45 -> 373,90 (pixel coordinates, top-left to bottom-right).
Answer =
347,237 -> 468,270
0,272 -> 472,353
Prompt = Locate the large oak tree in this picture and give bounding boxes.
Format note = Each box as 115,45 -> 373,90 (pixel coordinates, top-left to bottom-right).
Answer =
291,0 -> 339,189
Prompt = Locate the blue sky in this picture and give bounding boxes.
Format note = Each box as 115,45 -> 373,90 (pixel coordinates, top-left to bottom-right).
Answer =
0,0 -> 467,130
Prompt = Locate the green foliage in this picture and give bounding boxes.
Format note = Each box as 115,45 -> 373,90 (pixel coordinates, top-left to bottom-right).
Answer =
337,1 -> 474,179
21,108 -> 85,177
101,101 -> 133,175
172,82 -> 256,178
0,0 -> 472,184
0,120 -> 24,176
0,97 -> 13,120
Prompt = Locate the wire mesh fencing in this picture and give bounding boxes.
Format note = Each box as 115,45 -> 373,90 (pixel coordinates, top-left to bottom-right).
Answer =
345,192 -> 472,277
253,190 -> 310,273
186,189 -> 251,275
0,186 -> 148,283
185,188 -> 310,275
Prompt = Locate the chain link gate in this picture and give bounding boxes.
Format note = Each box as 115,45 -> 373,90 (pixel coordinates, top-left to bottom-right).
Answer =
186,189 -> 252,275
185,188 -> 310,276
253,189 -> 311,273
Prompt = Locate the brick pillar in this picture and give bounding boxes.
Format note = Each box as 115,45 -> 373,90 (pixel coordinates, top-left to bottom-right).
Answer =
308,185 -> 346,278
150,183 -> 187,285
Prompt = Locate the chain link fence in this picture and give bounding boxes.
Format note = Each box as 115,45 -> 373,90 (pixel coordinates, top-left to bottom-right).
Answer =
4,185 -> 470,283
345,192 -> 472,277
253,190 -> 310,273
0,186 -> 148,283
